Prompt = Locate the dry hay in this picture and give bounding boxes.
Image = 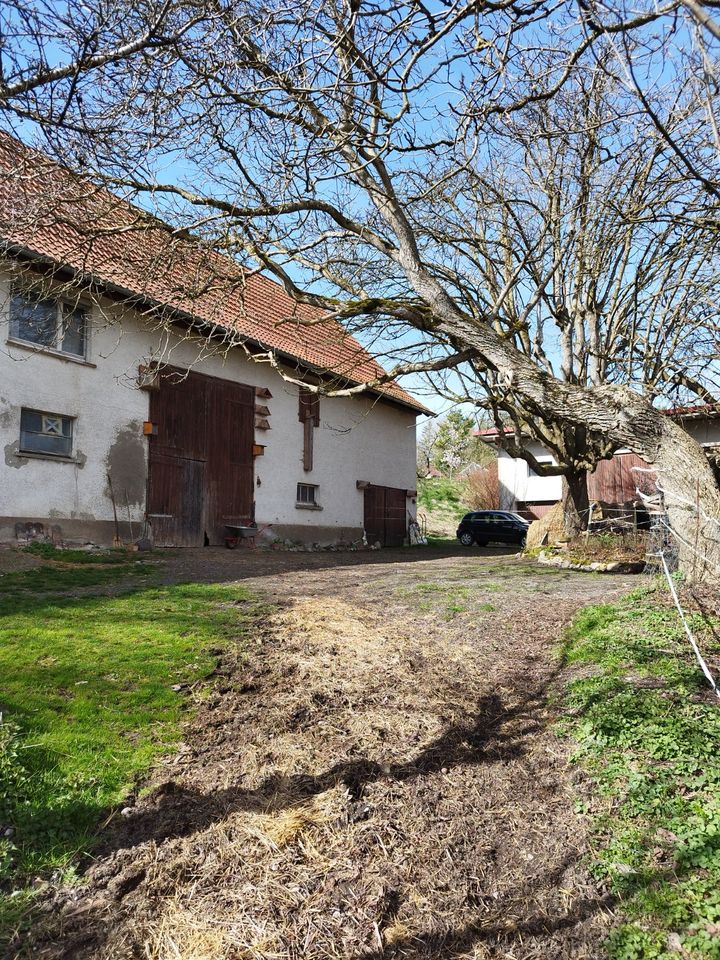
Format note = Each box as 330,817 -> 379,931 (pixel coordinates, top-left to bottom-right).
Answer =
526,503 -> 567,549
30,590 -> 616,960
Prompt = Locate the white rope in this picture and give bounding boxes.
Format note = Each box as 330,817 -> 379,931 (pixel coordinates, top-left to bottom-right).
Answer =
630,464 -> 720,529
658,550 -> 720,701
655,517 -> 720,582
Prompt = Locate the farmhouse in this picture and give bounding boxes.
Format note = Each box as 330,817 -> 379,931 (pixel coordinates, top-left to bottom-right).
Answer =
0,136 -> 425,548
477,408 -> 720,519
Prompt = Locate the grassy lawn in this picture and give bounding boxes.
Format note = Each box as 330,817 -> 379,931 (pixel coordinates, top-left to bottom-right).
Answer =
561,583 -> 720,959
417,477 -> 470,538
0,557 -> 265,947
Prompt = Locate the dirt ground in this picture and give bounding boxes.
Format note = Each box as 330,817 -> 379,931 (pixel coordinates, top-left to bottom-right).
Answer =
20,546 -> 640,960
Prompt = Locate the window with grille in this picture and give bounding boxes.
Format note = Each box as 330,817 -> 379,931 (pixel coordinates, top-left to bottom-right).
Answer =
296,483 -> 318,505
9,289 -> 88,358
19,408 -> 74,457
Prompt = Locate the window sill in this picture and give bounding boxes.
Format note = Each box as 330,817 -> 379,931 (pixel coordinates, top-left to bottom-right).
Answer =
295,502 -> 323,511
15,450 -> 80,465
6,338 -> 96,368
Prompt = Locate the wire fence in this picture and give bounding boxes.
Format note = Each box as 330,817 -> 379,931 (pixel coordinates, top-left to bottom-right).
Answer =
625,464 -> 720,702
542,464 -> 720,701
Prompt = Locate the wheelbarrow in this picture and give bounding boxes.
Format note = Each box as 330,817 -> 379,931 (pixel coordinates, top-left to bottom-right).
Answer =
223,522 -> 272,549
224,524 -> 257,549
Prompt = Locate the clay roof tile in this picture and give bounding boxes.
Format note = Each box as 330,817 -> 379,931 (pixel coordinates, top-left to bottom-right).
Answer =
0,134 -> 427,413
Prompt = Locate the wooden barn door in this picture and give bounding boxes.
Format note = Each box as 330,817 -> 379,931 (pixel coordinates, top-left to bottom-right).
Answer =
363,485 -> 408,547
205,378 -> 255,545
147,453 -> 205,547
147,367 -> 254,547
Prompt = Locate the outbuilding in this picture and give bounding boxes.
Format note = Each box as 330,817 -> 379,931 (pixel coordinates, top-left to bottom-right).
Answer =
0,136 -> 426,548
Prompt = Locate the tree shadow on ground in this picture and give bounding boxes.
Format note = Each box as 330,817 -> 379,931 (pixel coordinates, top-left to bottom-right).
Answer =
20,674 -> 559,959
352,851 -> 615,959
94,683 -> 548,855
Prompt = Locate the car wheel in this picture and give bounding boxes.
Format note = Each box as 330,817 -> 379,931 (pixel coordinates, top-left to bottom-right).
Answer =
519,535 -> 527,548
459,531 -> 474,546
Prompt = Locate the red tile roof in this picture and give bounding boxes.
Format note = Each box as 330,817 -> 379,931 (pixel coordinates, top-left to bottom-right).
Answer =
474,426 -> 513,439
0,134 -> 426,413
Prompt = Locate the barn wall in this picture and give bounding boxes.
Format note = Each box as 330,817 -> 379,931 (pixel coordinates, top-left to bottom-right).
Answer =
495,418 -> 720,515
0,267 -> 418,545
680,419 -> 720,448
0,270 -> 150,544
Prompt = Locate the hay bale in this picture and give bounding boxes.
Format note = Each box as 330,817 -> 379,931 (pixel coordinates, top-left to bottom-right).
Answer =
526,502 -> 567,548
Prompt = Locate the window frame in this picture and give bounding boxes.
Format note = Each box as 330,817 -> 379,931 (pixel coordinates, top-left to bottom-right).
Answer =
527,457 -> 554,479
8,287 -> 90,361
19,407 -> 75,459
296,482 -> 321,508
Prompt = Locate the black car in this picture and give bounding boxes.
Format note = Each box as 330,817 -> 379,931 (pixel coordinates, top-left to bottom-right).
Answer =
456,510 -> 530,547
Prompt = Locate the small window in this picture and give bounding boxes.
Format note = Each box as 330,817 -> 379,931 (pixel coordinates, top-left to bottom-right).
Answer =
9,289 -> 88,358
296,483 -> 317,505
20,408 -> 74,457
528,458 -> 553,479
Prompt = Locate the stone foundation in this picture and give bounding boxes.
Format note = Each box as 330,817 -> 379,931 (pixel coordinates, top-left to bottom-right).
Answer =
0,516 -> 366,549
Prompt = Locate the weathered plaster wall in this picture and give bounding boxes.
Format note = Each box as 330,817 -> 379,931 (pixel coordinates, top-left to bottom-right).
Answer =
0,270 -> 150,542
0,268 -> 418,544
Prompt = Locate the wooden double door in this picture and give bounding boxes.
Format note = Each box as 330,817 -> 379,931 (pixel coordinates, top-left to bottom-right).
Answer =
363,485 -> 408,547
147,367 -> 254,546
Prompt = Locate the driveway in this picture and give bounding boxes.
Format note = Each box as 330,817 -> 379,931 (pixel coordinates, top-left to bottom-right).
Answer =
28,547 -> 638,960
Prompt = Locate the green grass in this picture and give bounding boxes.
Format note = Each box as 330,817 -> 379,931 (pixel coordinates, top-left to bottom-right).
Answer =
0,567 -> 267,948
22,542 -> 140,564
417,477 -> 469,518
425,534 -> 462,547
560,583 -> 720,959
0,562 -> 155,600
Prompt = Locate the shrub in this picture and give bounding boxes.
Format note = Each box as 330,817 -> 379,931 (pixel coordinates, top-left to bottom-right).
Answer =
465,462 -> 500,510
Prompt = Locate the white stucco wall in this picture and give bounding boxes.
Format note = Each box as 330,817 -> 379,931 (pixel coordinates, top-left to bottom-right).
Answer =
496,443 -> 562,509
0,267 -> 418,543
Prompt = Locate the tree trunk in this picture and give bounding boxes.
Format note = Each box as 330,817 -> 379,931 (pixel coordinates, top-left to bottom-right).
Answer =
405,275 -> 720,578
562,468 -> 590,539
384,245 -> 720,578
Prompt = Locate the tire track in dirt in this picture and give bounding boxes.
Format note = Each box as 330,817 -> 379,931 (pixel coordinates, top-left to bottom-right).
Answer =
22,551 -> 637,960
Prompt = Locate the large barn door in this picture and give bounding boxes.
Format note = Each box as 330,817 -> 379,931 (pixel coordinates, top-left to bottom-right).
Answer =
384,487 -> 408,547
363,485 -> 407,547
205,379 -> 255,545
147,367 -> 254,547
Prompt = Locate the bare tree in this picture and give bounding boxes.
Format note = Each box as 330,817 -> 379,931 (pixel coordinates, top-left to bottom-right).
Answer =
418,61 -> 720,534
416,420 -> 439,477
466,462 -> 501,511
1,0 -> 719,573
